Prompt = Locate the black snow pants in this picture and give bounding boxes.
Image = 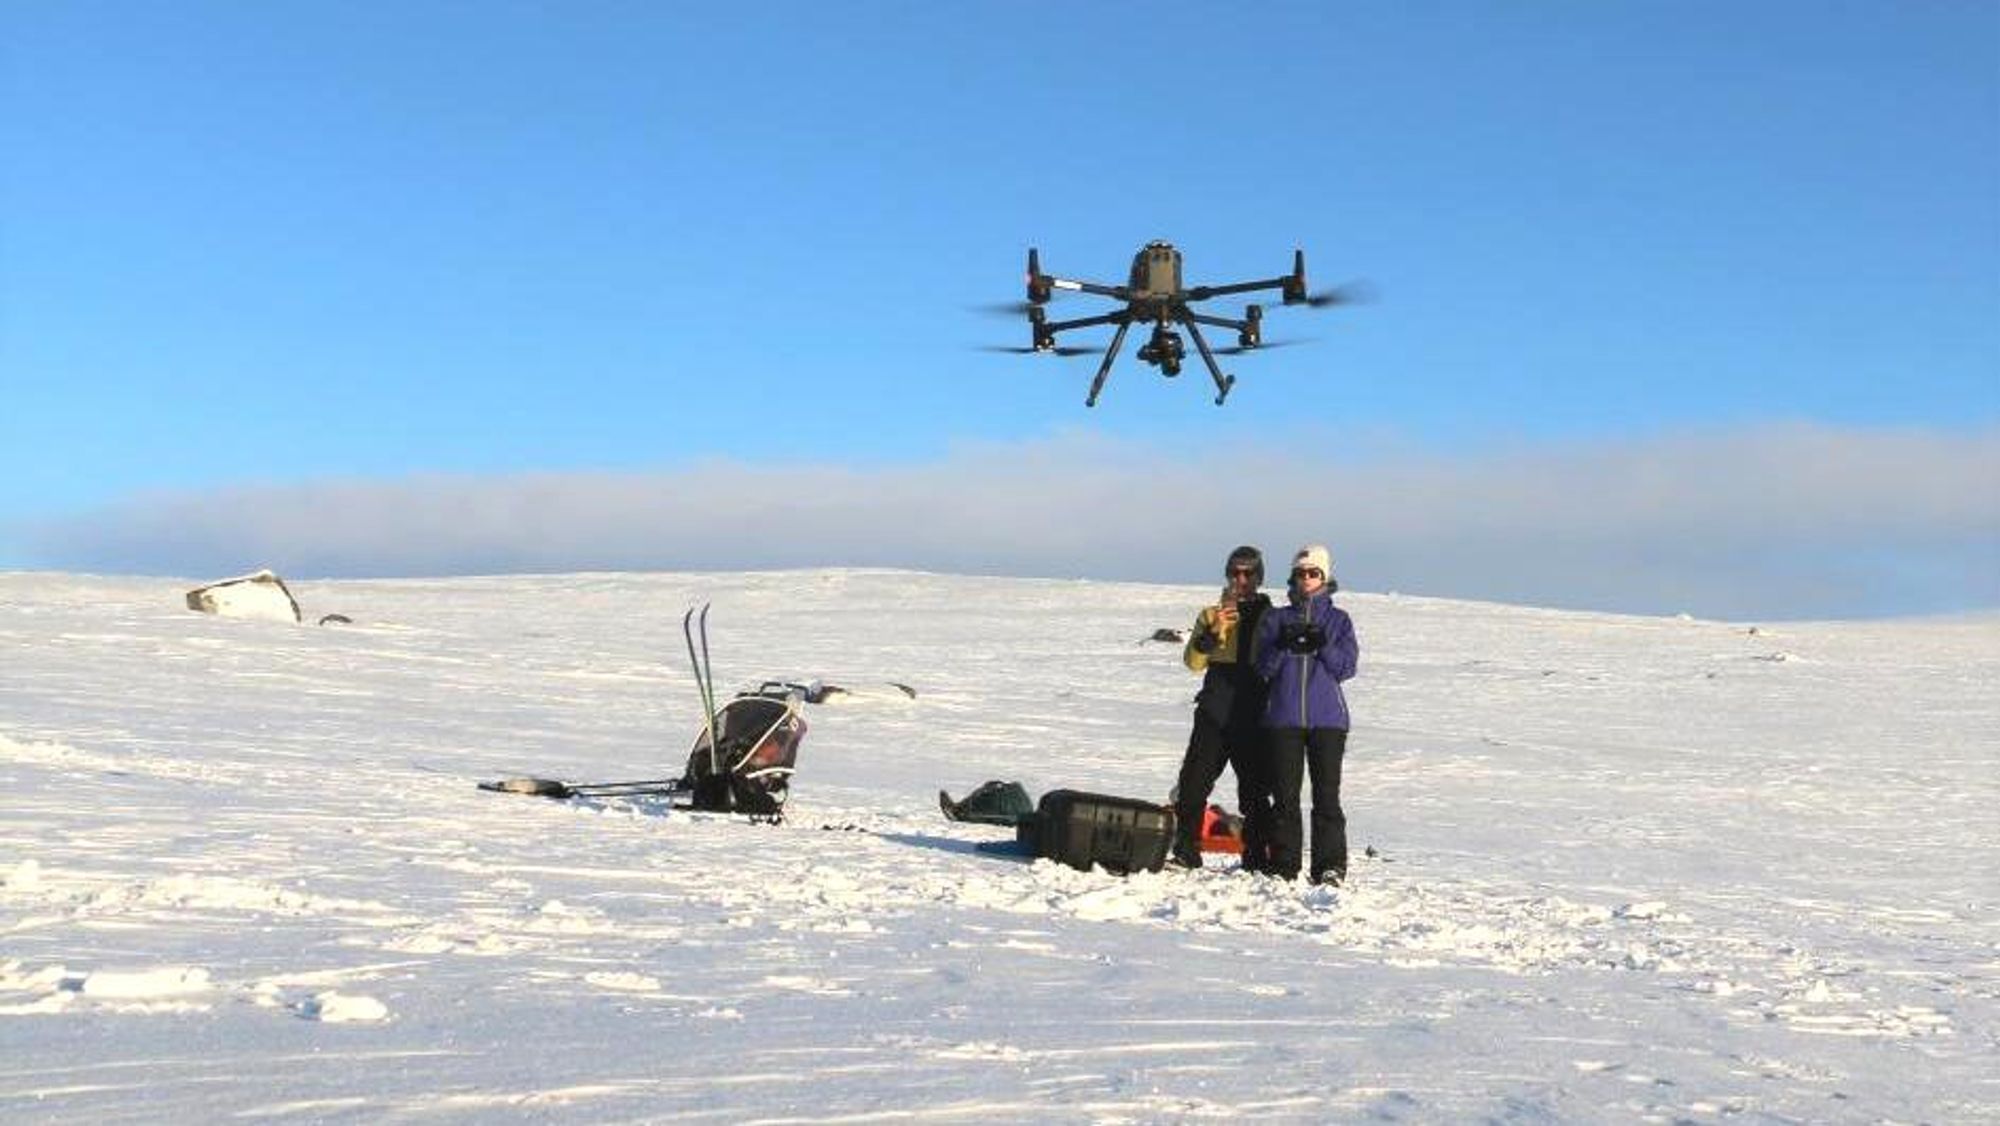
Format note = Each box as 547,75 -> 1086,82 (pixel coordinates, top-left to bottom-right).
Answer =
1264,726 -> 1348,882
1172,711 -> 1273,870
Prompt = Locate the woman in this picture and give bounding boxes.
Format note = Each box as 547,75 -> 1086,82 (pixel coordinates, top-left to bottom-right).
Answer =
1252,544 -> 1359,885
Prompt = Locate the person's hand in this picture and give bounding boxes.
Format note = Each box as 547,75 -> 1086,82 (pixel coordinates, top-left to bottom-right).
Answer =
1215,601 -> 1239,631
1280,623 -> 1327,654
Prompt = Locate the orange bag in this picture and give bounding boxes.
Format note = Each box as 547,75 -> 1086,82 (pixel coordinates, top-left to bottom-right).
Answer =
1198,804 -> 1245,854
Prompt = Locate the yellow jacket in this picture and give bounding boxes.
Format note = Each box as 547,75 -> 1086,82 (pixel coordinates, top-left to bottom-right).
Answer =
1183,603 -> 1247,672
1184,592 -> 1274,725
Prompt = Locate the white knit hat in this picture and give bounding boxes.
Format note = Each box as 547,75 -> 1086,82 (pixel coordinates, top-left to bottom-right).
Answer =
1291,544 -> 1333,579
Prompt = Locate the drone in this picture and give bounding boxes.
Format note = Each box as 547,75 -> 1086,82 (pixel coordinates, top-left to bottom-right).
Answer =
985,241 -> 1365,407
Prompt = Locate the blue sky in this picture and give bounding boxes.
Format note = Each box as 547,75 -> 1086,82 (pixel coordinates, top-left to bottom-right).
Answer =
3,3 -> 1995,617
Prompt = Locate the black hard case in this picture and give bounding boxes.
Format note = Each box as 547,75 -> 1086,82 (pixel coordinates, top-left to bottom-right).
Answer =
1016,789 -> 1176,875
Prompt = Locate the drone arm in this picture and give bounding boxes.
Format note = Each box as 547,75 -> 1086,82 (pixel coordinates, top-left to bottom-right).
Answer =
1042,311 -> 1125,334
1185,276 -> 1290,301
1084,318 -> 1133,408
1184,311 -> 1252,333
1177,314 -> 1235,406
1045,277 -> 1129,301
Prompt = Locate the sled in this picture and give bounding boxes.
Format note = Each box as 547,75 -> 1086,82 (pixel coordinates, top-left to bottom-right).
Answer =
478,605 -> 804,819
677,682 -> 805,816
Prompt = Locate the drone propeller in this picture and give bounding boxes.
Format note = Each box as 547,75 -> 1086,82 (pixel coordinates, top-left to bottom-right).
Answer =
976,344 -> 1102,357
971,295 -> 1075,317
1290,280 -> 1377,310
971,301 -> 1039,317
1213,338 -> 1310,356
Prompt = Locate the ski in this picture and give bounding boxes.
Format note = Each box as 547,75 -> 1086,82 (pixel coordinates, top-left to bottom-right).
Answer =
682,603 -> 722,777
698,603 -> 718,774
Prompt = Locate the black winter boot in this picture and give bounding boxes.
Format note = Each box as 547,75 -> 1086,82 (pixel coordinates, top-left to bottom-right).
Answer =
1170,833 -> 1203,869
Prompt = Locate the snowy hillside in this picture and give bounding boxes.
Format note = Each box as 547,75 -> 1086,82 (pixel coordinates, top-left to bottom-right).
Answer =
2,570 -> 1994,1122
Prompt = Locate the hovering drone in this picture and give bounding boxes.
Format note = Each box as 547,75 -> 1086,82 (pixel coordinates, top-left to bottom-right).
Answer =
986,241 -> 1365,406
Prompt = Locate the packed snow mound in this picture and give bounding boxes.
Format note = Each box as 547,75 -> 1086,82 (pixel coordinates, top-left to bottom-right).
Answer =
184,569 -> 301,623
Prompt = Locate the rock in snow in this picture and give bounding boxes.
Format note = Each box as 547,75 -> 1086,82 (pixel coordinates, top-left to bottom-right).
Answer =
184,569 -> 302,623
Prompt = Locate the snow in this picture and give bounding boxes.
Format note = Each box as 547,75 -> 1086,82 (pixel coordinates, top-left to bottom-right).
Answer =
1,569 -> 1994,1121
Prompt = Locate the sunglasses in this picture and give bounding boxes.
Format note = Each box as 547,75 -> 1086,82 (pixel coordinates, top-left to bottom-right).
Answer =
1226,567 -> 1258,579
1292,567 -> 1324,580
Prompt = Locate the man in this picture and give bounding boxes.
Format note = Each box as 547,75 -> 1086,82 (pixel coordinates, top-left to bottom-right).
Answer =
1171,545 -> 1275,870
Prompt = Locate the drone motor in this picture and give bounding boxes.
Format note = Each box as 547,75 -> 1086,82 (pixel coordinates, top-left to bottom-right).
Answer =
1028,305 -> 1054,351
1239,304 -> 1264,350
1026,248 -> 1052,305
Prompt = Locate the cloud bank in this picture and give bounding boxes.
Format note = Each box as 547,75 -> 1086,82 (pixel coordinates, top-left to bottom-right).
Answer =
16,423 -> 1998,620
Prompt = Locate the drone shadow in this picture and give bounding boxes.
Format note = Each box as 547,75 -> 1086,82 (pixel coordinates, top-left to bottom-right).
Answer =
867,829 -> 1033,866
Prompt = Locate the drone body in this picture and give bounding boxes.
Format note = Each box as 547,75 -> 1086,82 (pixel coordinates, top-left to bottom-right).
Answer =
1003,241 -> 1361,407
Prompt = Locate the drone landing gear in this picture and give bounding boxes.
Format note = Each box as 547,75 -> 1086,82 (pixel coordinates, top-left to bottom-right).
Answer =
1085,319 -> 1133,408
1179,316 -> 1234,407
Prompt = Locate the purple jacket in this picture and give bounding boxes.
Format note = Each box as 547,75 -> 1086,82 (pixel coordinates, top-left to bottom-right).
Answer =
1253,589 -> 1357,730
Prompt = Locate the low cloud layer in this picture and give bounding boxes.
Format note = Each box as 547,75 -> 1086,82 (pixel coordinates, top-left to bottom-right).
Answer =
17,423 -> 1998,620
